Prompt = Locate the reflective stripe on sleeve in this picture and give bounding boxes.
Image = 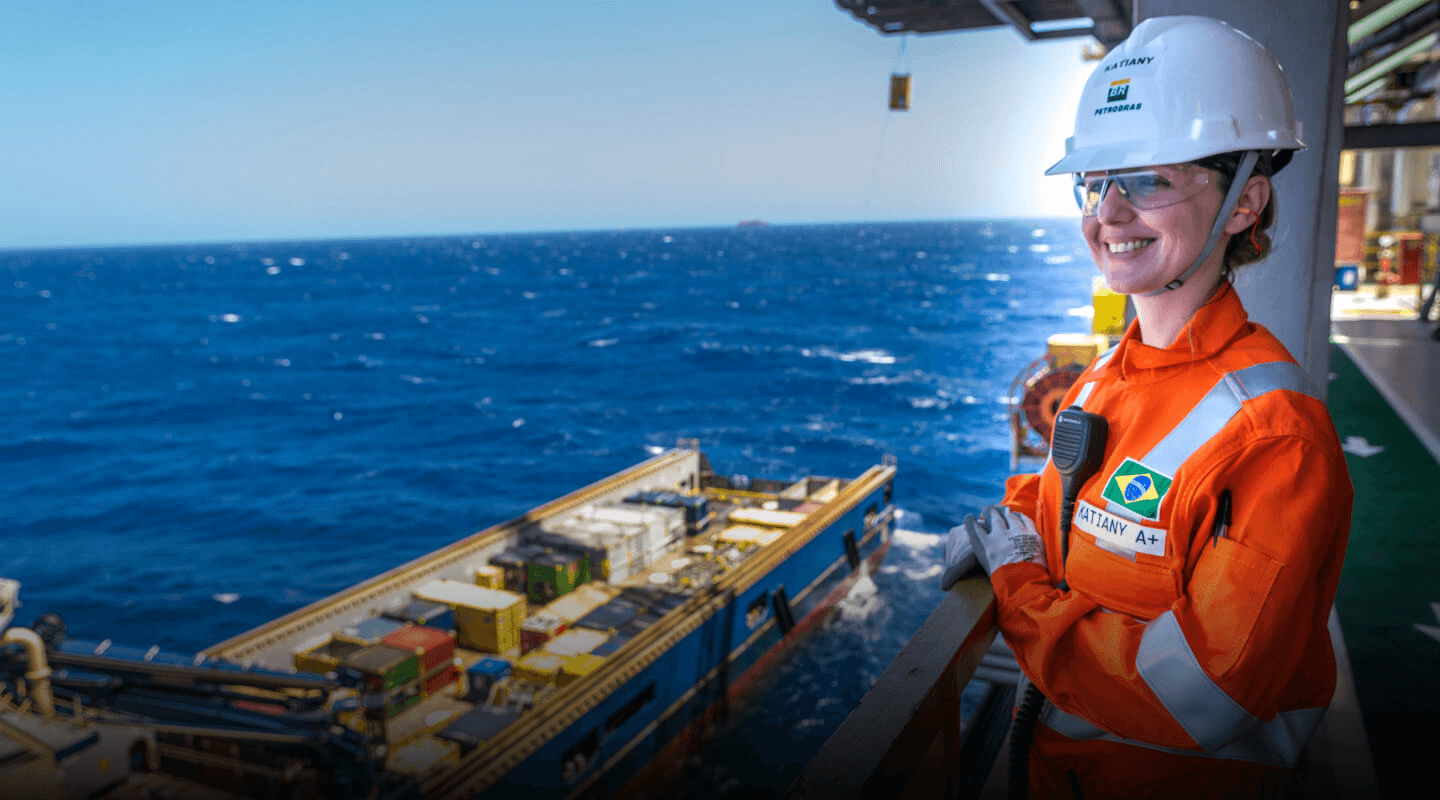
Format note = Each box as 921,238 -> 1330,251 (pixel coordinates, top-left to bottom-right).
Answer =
1036,697 -> 1325,768
1142,361 -> 1318,480
1074,381 -> 1097,409
1137,610 -> 1259,751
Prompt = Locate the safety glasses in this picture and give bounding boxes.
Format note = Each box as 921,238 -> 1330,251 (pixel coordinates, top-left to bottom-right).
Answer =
1073,164 -> 1213,216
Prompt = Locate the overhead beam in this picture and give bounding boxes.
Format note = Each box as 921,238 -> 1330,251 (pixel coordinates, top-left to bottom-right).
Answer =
1349,0 -> 1434,44
1344,120 -> 1440,149
1345,30 -> 1438,94
979,0 -> 1037,41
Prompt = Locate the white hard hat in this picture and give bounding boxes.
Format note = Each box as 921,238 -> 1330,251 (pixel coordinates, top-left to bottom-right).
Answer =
1045,16 -> 1305,176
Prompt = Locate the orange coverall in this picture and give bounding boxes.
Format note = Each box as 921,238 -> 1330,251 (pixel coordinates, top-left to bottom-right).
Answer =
996,285 -> 1352,798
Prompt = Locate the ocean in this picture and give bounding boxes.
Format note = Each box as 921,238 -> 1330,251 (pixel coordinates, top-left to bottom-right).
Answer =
1,219 -> 1093,796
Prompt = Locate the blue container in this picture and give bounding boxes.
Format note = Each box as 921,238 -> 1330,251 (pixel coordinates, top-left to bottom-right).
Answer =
1336,264 -> 1359,290
466,657 -> 512,702
438,704 -> 524,748
344,616 -> 406,642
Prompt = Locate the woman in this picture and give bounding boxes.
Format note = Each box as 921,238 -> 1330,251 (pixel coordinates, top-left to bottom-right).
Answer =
943,16 -> 1353,799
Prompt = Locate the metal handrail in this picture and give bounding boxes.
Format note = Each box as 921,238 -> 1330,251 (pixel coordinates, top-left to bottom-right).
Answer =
785,575 -> 998,800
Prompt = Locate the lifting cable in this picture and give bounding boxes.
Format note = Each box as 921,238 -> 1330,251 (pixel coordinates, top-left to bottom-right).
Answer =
862,34 -> 913,222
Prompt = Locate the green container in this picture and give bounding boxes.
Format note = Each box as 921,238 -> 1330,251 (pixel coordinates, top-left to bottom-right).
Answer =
387,683 -> 422,718
342,644 -> 421,693
526,549 -> 582,604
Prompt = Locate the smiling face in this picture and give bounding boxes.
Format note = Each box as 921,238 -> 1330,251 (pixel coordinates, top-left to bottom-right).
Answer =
1081,165 -> 1227,296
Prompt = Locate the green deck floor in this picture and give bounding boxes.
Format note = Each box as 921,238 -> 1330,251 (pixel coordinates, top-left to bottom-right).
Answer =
1327,343 -> 1440,797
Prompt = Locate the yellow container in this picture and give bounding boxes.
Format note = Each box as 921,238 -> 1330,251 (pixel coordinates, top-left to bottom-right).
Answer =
455,603 -> 523,654
557,653 -> 606,687
386,736 -> 460,778
513,651 -> 566,685
415,580 -> 526,654
1092,276 -> 1128,336
471,564 -> 505,590
292,633 -> 368,675
1046,333 -> 1108,369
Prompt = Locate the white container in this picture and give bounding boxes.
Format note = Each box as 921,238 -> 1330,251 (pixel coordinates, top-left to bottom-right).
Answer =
543,627 -> 610,656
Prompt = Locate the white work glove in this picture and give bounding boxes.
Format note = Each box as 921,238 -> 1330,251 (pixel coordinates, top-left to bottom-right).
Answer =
939,520 -> 981,591
966,505 -> 1047,576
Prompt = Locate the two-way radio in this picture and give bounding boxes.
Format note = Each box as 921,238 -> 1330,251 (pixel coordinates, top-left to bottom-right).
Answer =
1009,405 -> 1108,800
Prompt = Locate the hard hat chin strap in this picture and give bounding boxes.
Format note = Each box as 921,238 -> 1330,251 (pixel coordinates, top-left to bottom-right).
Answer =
1143,150 -> 1260,296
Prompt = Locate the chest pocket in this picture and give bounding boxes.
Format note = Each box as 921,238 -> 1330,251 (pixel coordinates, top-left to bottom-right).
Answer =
1065,531 -> 1182,620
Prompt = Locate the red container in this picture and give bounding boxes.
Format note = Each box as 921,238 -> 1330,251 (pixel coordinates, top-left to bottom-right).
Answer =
519,613 -> 567,655
382,625 -> 456,675
424,664 -> 460,698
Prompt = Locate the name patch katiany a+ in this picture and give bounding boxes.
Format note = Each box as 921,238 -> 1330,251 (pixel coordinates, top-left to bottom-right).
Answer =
1074,500 -> 1167,557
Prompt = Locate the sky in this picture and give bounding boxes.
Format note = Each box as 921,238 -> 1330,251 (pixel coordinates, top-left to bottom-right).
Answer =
0,1 -> 1095,248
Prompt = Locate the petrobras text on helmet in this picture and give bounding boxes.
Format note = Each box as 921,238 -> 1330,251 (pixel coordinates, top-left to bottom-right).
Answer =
1104,57 -> 1154,72
1094,103 -> 1142,116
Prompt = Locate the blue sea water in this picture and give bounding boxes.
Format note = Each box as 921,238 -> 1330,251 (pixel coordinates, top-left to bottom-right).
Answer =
1,219 -> 1093,795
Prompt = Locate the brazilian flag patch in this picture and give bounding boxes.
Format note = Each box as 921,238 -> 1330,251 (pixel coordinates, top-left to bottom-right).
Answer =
1101,458 -> 1173,520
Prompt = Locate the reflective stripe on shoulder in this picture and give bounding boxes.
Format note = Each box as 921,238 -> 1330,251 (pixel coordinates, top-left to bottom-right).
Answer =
1036,699 -> 1324,768
1091,345 -> 1118,372
1140,360 -> 1317,500
1137,610 -> 1257,751
1074,381 -> 1097,409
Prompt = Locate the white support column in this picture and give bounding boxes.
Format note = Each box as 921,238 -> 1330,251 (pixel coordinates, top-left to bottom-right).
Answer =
1137,0 -> 1347,399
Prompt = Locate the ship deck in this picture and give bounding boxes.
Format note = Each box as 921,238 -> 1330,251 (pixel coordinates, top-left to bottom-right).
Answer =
1325,310 -> 1440,799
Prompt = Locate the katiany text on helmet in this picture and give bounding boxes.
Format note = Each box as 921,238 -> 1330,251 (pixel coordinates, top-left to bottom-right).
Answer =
1103,56 -> 1154,72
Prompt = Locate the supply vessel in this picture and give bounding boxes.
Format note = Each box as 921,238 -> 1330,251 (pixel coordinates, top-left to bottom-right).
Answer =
0,444 -> 896,800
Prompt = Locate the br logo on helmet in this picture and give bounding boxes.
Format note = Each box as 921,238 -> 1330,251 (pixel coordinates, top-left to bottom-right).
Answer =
1101,458 -> 1173,520
1107,79 -> 1130,103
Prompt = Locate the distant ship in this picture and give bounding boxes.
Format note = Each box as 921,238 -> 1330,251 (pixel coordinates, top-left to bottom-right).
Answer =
736,220 -> 768,228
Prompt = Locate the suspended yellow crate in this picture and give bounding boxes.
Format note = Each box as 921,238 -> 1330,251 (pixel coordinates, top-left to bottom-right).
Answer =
889,74 -> 911,111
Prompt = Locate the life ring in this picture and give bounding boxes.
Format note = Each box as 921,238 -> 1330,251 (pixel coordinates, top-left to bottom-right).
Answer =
1021,364 -> 1085,442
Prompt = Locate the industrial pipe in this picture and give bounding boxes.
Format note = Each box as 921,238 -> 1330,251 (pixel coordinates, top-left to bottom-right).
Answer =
4,628 -> 55,717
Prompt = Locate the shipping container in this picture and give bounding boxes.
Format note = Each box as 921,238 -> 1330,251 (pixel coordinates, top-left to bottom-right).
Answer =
625,489 -> 714,534
465,657 -> 511,703
525,548 -> 583,604
383,598 -> 454,632
727,507 -> 807,528
546,583 -> 613,625
342,616 -> 406,643
557,653 -> 606,688
387,735 -> 460,778
340,644 -> 421,693
519,611 -> 567,655
423,663 -> 460,698
718,524 -> 784,549
437,704 -> 524,749
381,625 -> 456,675
414,580 -> 525,654
512,651 -> 566,686
488,548 -> 534,596
574,598 -> 642,635
469,563 -> 505,590
292,632 -> 368,675
542,627 -> 609,657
